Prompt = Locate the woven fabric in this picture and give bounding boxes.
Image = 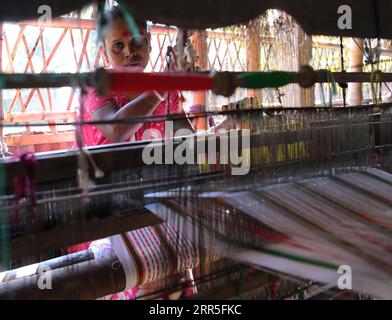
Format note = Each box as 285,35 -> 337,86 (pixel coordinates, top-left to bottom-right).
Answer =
147,168 -> 392,299
110,223 -> 200,290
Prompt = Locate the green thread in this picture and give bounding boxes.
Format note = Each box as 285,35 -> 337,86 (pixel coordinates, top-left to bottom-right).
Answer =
298,288 -> 305,300
240,72 -> 295,89
116,0 -> 141,39
0,74 -> 4,89
319,83 -> 327,107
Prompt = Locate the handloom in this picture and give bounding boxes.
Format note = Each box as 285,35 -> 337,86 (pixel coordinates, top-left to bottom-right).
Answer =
0,0 -> 392,300
0,102 -> 391,299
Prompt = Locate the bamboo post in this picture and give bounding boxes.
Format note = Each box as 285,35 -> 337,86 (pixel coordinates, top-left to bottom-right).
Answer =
246,19 -> 262,102
191,30 -> 208,130
296,28 -> 314,107
347,38 -> 363,105
277,14 -> 313,107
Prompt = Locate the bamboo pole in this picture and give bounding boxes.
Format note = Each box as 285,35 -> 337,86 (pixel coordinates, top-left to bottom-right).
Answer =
246,19 -> 262,101
296,30 -> 314,107
348,38 -> 363,105
191,31 -> 208,130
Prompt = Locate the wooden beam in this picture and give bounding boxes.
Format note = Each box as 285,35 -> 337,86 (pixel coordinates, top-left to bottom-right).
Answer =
4,132 -> 75,146
5,111 -> 76,123
1,250 -> 94,282
17,18 -> 180,36
0,251 -> 126,299
18,17 -> 95,30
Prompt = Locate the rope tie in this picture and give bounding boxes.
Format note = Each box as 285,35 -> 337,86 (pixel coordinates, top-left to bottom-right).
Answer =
319,70 -> 337,108
371,69 -> 383,105
326,71 -> 337,108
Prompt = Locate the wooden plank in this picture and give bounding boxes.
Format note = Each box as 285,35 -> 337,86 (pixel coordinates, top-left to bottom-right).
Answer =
5,111 -> 76,122
18,17 -> 96,30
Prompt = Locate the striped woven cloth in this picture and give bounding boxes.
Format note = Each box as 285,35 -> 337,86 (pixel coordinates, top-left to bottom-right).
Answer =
108,222 -> 214,292
146,168 -> 392,299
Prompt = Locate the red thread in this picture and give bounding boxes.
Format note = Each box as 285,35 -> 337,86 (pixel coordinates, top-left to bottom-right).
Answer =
13,152 -> 38,232
109,70 -> 214,93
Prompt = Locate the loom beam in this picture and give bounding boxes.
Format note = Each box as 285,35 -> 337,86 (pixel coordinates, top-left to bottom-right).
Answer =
0,250 -> 126,300
2,69 -> 392,98
7,209 -> 162,264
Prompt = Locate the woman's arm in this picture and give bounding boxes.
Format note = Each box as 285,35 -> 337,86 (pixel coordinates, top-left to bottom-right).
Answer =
91,92 -> 163,142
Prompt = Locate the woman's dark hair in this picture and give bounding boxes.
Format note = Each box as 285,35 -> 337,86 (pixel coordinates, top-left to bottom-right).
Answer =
104,5 -> 147,31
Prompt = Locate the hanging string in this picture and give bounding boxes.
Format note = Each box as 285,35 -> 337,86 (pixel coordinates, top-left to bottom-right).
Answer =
351,37 -> 389,103
78,80 -> 104,179
13,152 -> 38,232
74,79 -> 103,202
339,36 -> 347,107
235,269 -> 244,297
270,276 -> 283,299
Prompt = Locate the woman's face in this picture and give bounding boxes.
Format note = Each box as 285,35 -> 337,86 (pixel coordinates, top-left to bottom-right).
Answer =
104,18 -> 150,70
